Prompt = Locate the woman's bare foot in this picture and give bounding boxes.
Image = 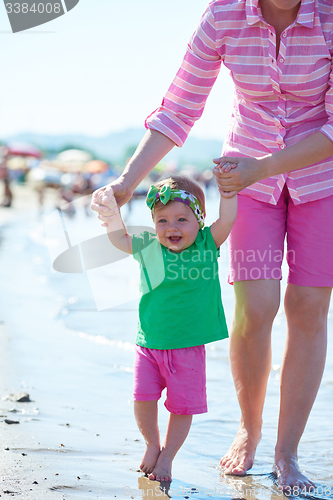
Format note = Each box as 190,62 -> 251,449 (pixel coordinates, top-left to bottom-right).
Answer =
140,444 -> 161,475
273,455 -> 315,492
220,425 -> 261,475
148,448 -> 172,482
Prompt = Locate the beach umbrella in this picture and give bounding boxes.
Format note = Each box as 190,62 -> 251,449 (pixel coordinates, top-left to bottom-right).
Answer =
55,149 -> 93,172
7,142 -> 41,158
56,149 -> 92,163
83,160 -> 109,174
6,157 -> 28,170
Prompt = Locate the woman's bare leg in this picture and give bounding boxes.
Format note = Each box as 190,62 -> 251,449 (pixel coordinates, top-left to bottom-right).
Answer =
221,279 -> 280,475
134,400 -> 161,474
149,413 -> 192,482
274,284 -> 331,490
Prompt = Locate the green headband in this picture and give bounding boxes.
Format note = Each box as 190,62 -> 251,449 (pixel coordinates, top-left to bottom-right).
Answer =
146,184 -> 205,229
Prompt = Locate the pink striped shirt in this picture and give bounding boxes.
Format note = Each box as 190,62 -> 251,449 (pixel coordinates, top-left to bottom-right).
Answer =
145,0 -> 333,205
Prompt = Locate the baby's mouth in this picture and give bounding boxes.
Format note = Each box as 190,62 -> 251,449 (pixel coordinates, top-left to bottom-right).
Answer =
168,236 -> 182,243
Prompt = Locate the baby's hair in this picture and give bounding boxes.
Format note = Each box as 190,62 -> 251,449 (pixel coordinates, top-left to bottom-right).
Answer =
154,175 -> 206,214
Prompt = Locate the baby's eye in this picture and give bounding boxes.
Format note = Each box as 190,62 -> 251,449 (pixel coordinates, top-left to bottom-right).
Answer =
179,218 -> 187,222
157,219 -> 167,223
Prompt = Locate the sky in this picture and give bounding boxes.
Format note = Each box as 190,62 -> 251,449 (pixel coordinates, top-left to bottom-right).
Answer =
0,0 -> 234,141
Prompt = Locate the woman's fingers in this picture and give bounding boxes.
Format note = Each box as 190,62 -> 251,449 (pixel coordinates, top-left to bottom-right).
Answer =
213,165 -> 236,182
214,156 -> 263,192
214,165 -> 245,192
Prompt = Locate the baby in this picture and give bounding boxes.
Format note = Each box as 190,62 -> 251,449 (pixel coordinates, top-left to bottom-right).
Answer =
96,174 -> 237,482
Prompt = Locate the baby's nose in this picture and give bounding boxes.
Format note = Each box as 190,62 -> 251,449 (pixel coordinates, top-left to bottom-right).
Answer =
167,222 -> 178,231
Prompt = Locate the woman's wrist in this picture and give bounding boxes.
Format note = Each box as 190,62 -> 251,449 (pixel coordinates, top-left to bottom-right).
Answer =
117,172 -> 134,195
257,154 -> 275,180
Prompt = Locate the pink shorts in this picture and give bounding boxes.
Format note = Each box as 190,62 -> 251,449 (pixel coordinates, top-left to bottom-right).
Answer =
229,186 -> 333,287
133,345 -> 207,415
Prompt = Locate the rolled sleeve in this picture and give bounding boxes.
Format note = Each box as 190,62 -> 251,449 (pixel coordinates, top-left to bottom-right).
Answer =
145,2 -> 222,147
320,62 -> 333,142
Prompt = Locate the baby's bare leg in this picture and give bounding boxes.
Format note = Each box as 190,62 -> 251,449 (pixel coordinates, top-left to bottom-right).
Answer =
134,401 -> 161,474
149,413 -> 192,482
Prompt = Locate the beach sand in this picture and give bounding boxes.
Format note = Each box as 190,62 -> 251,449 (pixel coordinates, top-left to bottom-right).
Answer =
0,183 -> 331,499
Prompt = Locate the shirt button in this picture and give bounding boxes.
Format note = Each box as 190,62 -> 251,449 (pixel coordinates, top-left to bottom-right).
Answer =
279,58 -> 284,63
282,33 -> 287,37
279,144 -> 286,149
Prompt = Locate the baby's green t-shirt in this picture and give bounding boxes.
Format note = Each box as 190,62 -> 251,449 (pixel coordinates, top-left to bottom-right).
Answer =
132,226 -> 228,350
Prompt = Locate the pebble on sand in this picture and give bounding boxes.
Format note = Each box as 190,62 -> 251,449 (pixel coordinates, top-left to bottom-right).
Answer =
6,392 -> 32,403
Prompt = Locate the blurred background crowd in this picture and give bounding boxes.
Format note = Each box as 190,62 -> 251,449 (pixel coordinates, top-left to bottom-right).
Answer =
0,139 -> 218,216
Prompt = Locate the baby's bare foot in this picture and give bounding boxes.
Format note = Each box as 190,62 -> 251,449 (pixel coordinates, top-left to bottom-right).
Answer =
220,426 -> 261,475
148,448 -> 172,482
140,444 -> 160,475
273,455 -> 315,493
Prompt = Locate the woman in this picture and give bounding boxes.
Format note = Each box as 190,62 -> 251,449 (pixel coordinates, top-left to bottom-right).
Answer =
92,0 -> 333,490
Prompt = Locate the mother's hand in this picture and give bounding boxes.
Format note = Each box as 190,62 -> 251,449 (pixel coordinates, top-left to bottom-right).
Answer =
91,175 -> 133,217
213,155 -> 269,197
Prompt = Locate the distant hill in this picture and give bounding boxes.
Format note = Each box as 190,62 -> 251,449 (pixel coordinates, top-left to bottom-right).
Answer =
3,128 -> 224,171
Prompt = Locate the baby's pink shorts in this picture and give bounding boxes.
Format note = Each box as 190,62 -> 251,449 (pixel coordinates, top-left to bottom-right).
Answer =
133,344 -> 207,415
229,187 -> 333,287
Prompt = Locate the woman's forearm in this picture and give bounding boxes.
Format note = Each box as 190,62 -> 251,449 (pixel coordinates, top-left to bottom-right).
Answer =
121,129 -> 176,191
261,131 -> 333,178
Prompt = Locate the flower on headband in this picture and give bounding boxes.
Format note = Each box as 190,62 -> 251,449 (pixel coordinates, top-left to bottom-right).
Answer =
179,190 -> 196,204
194,204 -> 205,227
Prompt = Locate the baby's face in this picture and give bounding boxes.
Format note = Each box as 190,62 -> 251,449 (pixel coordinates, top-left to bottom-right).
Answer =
153,201 -> 199,252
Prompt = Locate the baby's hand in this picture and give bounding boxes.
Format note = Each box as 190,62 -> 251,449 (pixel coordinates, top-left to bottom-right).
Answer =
99,214 -> 116,229
215,162 -> 237,174
96,188 -> 117,211
92,186 -> 119,219
213,162 -> 238,198
95,188 -> 120,228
